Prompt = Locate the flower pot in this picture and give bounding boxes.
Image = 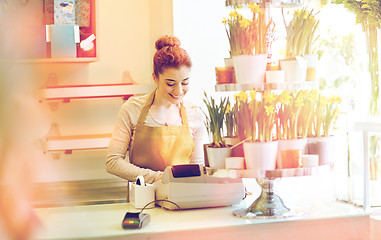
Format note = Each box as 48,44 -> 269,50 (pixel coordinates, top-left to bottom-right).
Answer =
265,70 -> 285,83
206,146 -> 232,169
279,56 -> 307,82
232,54 -> 267,84
307,136 -> 335,165
276,138 -> 307,169
243,141 -> 278,170
304,54 -> 318,82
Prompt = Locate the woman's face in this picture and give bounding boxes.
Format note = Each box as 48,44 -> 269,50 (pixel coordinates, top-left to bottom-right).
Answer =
154,65 -> 191,105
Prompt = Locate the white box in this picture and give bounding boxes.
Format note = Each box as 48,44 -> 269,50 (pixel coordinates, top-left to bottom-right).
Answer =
129,182 -> 155,209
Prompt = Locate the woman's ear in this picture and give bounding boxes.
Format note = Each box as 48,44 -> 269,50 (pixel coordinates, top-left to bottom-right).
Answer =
152,73 -> 159,84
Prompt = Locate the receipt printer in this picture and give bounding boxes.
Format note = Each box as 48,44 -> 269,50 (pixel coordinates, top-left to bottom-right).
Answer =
154,164 -> 245,210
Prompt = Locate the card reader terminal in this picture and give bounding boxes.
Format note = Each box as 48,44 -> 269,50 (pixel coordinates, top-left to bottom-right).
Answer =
121,212 -> 150,229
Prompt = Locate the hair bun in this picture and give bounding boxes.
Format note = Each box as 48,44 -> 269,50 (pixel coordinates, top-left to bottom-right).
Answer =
155,35 -> 181,50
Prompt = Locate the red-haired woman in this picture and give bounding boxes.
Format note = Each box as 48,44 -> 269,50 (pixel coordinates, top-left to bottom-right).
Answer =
106,36 -> 207,183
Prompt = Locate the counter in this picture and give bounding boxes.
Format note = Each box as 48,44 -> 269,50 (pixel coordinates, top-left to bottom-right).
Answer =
33,197 -> 370,240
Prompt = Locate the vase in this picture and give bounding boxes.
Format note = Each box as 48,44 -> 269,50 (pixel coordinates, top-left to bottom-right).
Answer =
243,141 -> 278,171
276,138 -> 307,169
304,54 -> 318,82
279,56 -> 307,82
232,54 -> 267,84
307,135 -> 335,165
206,146 -> 232,169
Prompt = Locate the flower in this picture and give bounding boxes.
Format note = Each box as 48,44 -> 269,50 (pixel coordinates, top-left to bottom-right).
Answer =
234,90 -> 276,142
223,4 -> 275,56
284,8 -> 319,59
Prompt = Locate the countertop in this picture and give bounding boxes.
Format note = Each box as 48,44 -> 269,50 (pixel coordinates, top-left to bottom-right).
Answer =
33,196 -> 370,240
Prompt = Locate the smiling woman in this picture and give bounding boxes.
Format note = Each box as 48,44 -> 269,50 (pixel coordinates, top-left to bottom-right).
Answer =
106,35 -> 208,184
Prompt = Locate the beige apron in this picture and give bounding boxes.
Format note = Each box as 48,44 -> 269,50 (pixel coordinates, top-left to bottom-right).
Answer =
129,90 -> 195,171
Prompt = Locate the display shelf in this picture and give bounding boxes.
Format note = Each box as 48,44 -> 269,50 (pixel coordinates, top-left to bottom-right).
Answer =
20,57 -> 99,64
45,133 -> 112,153
207,163 -> 333,180
207,163 -> 334,218
39,83 -> 155,102
215,81 -> 319,92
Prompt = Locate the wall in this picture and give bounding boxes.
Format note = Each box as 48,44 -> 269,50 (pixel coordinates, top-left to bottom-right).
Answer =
35,0 -> 174,183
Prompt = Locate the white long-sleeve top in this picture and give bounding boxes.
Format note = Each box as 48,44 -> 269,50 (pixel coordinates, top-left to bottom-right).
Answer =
106,94 -> 208,183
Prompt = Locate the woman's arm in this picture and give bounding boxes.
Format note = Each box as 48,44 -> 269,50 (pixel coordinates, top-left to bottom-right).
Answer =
106,99 -> 162,184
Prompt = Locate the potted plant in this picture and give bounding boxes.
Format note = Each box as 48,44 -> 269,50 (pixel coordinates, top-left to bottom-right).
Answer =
203,92 -> 231,169
223,3 -> 275,84
275,90 -> 308,168
234,90 -> 278,170
306,93 -> 341,165
280,8 -> 319,82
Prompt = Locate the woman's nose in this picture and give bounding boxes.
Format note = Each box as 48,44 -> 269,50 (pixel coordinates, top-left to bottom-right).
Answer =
173,84 -> 183,95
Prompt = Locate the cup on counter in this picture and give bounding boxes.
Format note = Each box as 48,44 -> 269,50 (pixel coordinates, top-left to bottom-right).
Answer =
302,154 -> 319,167
225,157 -> 245,169
281,149 -> 302,169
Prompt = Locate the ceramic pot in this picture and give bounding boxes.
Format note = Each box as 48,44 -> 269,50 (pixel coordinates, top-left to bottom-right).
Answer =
232,54 -> 267,84
307,136 -> 335,165
279,56 -> 307,82
243,141 -> 278,170
206,146 -> 232,169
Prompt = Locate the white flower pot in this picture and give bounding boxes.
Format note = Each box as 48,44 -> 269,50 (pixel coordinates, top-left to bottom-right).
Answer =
265,70 -> 285,83
206,146 -> 232,169
307,136 -> 335,165
243,141 -> 278,170
232,54 -> 267,84
279,56 -> 307,82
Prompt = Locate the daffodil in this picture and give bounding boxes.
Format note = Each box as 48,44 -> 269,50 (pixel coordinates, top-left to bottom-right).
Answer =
236,91 -> 248,103
239,19 -> 251,29
223,4 -> 274,56
229,10 -> 238,19
265,105 -> 275,116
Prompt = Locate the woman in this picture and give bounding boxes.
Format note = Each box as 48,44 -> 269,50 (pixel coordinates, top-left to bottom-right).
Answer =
106,35 -> 207,184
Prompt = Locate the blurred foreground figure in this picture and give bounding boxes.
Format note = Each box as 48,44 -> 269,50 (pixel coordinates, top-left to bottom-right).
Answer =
0,1 -> 51,239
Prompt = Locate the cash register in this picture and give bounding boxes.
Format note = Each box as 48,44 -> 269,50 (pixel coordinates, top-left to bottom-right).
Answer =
154,164 -> 245,210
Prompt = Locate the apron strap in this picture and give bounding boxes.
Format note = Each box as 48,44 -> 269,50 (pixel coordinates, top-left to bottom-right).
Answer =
137,90 -> 155,124
180,103 -> 189,126
137,89 -> 189,126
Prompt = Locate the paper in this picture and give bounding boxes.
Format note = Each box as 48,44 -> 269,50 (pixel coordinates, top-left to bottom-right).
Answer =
50,25 -> 77,58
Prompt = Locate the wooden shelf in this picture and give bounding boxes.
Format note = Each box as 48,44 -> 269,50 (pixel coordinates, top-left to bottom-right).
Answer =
46,133 -> 112,153
39,83 -> 155,102
215,81 -> 319,92
19,57 -> 99,64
